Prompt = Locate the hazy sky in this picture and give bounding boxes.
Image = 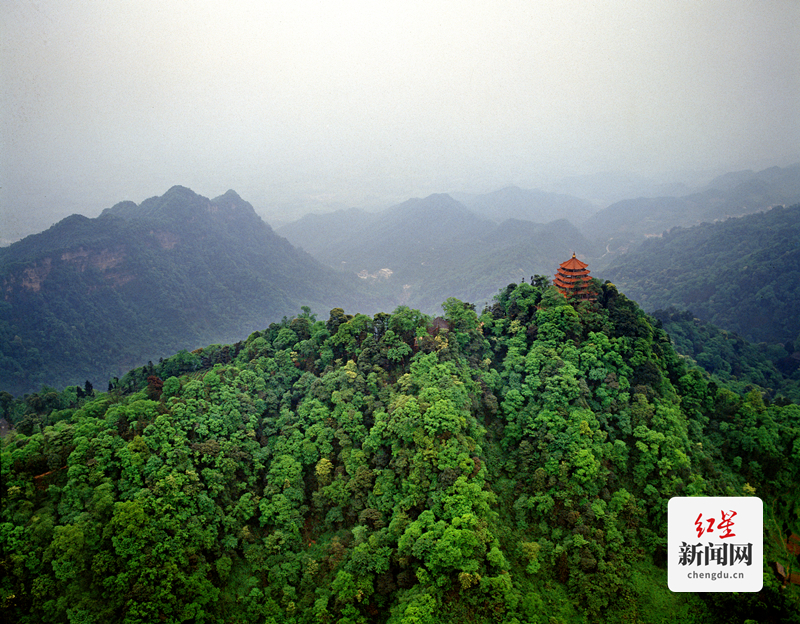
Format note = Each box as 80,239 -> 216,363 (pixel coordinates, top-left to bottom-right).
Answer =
2,0 -> 799,241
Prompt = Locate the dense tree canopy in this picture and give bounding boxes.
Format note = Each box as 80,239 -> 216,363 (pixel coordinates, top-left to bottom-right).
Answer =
653,308 -> 800,404
2,284 -> 799,623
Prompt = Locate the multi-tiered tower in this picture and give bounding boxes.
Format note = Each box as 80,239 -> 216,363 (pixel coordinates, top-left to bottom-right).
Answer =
554,253 -> 594,301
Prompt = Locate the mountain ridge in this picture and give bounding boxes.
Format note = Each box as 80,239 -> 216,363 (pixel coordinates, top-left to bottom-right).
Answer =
453,185 -> 598,224
583,163 -> 800,253
277,193 -> 599,311
604,203 -> 800,345
0,186 -> 382,395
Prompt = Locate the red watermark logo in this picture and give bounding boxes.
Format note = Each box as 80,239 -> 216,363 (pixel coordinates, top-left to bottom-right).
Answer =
668,497 -> 762,592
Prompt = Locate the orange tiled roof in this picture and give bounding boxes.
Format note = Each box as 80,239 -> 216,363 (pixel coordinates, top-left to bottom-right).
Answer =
559,253 -> 589,271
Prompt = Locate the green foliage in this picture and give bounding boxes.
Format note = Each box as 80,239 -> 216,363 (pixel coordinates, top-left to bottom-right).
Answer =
2,293 -> 799,623
654,307 -> 800,403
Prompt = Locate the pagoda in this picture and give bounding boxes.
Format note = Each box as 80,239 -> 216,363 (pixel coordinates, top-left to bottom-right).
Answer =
554,253 -> 594,300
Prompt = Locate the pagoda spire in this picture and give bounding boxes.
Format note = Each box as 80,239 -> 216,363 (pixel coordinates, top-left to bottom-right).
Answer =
554,253 -> 594,301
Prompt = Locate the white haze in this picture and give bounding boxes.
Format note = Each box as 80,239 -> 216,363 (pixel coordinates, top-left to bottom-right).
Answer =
2,0 -> 799,241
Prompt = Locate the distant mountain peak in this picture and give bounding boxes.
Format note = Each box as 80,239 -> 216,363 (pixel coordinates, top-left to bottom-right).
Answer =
165,184 -> 195,195
215,189 -> 243,202
457,185 -> 595,225
425,192 -> 457,201
0,187 -> 376,395
100,186 -> 263,229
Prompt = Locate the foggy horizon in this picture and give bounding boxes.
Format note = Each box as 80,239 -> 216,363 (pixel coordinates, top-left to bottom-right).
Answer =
2,0 -> 799,242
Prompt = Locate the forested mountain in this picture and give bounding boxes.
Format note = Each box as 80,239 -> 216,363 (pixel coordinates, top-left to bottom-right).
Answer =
582,164 -> 800,252
654,308 -> 800,404
275,165 -> 800,322
404,218 -> 597,312
278,194 -> 600,311
4,165 -> 798,399
0,186 -> 382,396
2,284 -> 798,623
603,203 -> 800,345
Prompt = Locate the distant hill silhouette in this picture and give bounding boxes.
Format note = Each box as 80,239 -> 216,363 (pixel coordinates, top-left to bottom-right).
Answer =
582,163 -> 800,254
547,170 -> 696,205
278,193 -> 600,311
279,194 -> 491,270
452,186 -> 597,225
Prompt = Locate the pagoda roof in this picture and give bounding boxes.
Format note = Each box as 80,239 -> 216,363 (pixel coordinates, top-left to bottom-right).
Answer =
558,253 -> 589,270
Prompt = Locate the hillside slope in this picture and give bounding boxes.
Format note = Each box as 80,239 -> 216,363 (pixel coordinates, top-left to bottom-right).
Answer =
0,186 -> 379,395
604,204 -> 800,345
2,286 -> 798,623
653,308 -> 800,403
